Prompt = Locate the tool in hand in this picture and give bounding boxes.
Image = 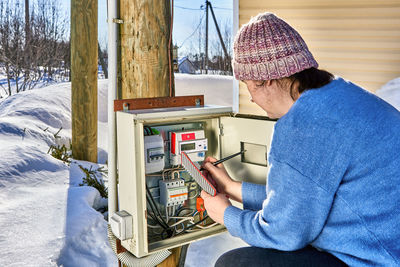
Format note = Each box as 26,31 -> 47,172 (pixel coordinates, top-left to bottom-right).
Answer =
199,150 -> 245,171
181,152 -> 217,196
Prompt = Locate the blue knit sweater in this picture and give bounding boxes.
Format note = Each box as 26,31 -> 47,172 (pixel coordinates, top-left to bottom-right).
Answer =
224,78 -> 400,266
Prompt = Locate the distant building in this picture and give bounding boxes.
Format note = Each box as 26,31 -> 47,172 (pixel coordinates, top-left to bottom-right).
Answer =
178,57 -> 197,74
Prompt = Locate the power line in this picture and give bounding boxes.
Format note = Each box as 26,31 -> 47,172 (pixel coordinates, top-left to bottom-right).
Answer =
175,5 -> 204,11
178,12 -> 206,49
213,6 -> 232,10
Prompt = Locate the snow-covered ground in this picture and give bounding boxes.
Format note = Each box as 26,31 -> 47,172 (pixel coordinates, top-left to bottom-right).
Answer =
0,75 -> 398,266
0,82 -> 116,266
0,74 -> 245,267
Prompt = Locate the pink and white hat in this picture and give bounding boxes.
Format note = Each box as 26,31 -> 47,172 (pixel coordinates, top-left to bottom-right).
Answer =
232,12 -> 318,81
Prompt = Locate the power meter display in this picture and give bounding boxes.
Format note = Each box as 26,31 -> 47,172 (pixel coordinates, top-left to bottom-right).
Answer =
170,130 -> 207,165
181,142 -> 195,151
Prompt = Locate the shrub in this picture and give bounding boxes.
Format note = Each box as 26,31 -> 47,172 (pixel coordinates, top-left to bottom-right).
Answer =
79,165 -> 108,198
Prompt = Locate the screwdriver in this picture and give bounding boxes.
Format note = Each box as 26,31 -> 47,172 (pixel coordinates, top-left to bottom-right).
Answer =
199,150 -> 246,171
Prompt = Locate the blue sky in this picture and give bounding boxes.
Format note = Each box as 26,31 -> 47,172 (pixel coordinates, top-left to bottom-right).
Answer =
60,0 -> 232,56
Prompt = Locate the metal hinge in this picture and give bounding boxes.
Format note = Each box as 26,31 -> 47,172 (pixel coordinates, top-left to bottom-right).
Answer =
219,123 -> 224,136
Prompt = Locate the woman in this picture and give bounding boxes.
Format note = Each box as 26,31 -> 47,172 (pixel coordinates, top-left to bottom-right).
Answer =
200,12 -> 400,266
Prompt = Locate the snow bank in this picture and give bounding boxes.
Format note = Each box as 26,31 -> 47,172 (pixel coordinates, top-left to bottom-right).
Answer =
0,81 -> 116,266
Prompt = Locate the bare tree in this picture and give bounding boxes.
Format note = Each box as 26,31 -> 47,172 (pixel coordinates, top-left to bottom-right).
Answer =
98,42 -> 108,79
0,0 -> 69,96
0,0 -> 25,94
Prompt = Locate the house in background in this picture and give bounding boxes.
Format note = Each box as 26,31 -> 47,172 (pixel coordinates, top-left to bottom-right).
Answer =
237,0 -> 400,115
178,56 -> 197,74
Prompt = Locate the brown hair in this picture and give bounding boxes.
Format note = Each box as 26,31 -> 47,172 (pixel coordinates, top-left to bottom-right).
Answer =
287,67 -> 334,100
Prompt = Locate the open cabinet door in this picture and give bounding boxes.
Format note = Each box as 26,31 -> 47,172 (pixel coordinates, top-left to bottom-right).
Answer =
220,115 -> 276,186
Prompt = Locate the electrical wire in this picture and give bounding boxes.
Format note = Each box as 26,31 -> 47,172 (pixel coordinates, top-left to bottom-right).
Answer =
175,215 -> 210,235
146,186 -> 170,230
146,194 -> 168,230
178,12 -> 205,49
175,5 -> 204,11
192,222 -> 218,229
212,6 -> 232,10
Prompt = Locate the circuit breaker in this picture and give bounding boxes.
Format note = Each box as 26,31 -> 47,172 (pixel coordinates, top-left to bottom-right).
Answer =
116,105 -> 275,257
144,135 -> 165,174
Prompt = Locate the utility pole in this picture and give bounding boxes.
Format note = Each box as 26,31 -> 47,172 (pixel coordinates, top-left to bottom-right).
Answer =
24,0 -> 30,45
24,0 -> 30,90
119,0 -> 177,265
208,1 -> 230,70
205,1 -> 209,74
204,1 -> 231,74
119,0 -> 174,99
71,0 -> 98,162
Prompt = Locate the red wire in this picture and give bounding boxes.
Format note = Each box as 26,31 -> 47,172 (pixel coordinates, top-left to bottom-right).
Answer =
169,0 -> 174,97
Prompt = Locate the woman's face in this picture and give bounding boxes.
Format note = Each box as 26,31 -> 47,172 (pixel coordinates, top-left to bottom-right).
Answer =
242,79 -> 296,119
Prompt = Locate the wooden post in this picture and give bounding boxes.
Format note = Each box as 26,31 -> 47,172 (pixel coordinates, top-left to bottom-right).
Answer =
158,247 -> 181,267
119,0 -> 177,265
71,0 -> 98,162
119,0 -> 174,99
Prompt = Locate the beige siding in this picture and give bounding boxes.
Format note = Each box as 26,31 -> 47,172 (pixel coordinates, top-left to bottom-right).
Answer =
238,0 -> 400,116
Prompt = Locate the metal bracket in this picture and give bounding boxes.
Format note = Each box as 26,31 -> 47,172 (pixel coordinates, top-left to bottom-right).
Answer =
195,98 -> 201,106
112,18 -> 124,24
123,103 -> 130,111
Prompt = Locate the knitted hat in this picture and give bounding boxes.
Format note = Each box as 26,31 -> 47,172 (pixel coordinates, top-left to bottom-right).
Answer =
232,12 -> 318,81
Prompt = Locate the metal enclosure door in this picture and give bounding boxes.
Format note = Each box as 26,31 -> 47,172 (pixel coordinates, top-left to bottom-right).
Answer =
220,116 -> 276,186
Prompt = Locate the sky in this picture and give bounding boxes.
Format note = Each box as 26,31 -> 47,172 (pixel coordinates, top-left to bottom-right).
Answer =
60,0 -> 233,56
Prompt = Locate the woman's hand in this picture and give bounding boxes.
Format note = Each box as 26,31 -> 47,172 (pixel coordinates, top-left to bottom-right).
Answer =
201,156 -> 243,203
201,156 -> 234,194
200,190 -> 231,225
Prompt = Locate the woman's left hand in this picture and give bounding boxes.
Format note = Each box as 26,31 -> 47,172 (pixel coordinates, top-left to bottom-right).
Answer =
200,190 -> 232,225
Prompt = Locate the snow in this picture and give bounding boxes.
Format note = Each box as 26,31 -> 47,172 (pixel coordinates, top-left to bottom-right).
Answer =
0,81 -> 116,266
175,73 -> 234,108
376,77 -> 400,110
1,75 -> 398,266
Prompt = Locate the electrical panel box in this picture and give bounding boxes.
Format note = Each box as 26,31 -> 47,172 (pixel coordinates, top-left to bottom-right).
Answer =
116,105 -> 275,257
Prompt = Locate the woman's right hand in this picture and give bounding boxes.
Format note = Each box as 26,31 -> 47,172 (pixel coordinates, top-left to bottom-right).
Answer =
201,156 -> 241,200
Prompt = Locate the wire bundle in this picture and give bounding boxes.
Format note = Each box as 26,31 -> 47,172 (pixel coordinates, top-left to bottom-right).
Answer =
146,184 -> 217,240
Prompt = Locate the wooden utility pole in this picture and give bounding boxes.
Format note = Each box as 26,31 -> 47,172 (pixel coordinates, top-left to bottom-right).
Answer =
120,0 -> 174,99
119,0 -> 177,265
71,0 -> 98,162
205,1 -> 209,74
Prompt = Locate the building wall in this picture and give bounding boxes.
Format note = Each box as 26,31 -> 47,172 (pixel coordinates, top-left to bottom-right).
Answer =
238,0 -> 400,115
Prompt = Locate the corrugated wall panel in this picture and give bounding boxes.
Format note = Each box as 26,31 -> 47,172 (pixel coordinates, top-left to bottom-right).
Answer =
238,0 -> 400,116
